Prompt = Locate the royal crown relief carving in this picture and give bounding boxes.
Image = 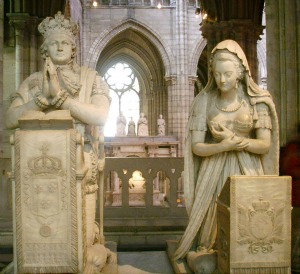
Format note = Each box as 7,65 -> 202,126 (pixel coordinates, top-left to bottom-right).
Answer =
23,142 -> 67,238
237,196 -> 285,254
28,143 -> 62,174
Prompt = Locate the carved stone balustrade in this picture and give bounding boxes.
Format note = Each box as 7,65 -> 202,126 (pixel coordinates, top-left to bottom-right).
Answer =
104,136 -> 179,158
102,157 -> 187,248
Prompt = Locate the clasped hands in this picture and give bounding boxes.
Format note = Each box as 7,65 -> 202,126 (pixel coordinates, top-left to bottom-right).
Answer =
35,57 -> 68,109
210,124 -> 249,151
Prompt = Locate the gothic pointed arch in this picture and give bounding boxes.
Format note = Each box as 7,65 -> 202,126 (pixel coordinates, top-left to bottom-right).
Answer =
90,19 -> 172,136
188,38 -> 207,77
85,19 -> 175,76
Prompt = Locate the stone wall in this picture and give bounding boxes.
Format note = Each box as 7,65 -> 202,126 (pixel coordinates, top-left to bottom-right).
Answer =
81,1 -> 203,155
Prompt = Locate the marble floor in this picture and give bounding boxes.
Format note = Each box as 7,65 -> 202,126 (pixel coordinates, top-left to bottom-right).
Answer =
118,251 -> 174,274
0,250 -> 174,274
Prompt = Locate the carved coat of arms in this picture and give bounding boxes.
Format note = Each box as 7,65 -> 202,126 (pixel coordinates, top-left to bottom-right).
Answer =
237,197 -> 284,254
24,143 -> 66,237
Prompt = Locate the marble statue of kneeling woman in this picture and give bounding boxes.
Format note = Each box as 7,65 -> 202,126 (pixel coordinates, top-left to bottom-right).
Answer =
174,39 -> 279,273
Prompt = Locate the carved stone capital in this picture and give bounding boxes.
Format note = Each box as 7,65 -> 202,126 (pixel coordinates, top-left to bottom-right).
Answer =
7,13 -> 30,35
201,19 -> 264,43
164,75 -> 177,86
201,19 -> 264,82
188,75 -> 198,86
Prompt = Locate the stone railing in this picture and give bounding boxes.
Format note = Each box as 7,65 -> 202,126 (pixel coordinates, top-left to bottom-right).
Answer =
104,136 -> 179,158
100,157 -> 188,243
96,0 -> 197,6
98,0 -> 175,7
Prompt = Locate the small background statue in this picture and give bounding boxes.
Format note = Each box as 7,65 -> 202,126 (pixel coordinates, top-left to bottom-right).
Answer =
157,114 -> 166,136
127,117 -> 136,136
137,112 -> 149,136
115,112 -> 127,136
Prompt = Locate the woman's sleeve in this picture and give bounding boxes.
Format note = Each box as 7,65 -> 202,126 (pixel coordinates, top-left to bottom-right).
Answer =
189,94 -> 208,131
253,102 -> 272,130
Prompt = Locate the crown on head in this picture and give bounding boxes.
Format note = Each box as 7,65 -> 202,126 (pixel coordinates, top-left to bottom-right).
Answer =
38,11 -> 79,40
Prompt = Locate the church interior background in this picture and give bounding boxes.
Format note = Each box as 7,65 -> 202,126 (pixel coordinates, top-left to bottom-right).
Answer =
0,0 -> 300,272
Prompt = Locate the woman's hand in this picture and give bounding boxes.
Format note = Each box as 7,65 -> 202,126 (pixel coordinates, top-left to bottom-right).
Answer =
210,124 -> 235,141
192,130 -> 249,157
221,135 -> 249,151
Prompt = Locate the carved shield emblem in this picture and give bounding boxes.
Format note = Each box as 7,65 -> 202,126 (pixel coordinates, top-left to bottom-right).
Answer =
249,211 -> 273,240
30,178 -> 60,218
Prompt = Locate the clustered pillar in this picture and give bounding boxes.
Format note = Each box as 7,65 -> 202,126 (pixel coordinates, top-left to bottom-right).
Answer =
201,20 -> 264,83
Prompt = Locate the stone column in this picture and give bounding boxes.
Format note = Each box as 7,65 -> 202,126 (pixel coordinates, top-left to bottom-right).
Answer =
37,34 -> 44,71
151,90 -> 156,134
82,4 -> 92,65
201,20 -> 264,83
0,0 -> 3,158
168,0 -> 194,156
265,0 -> 300,145
165,75 -> 177,135
7,13 -> 30,90
28,16 -> 39,74
151,83 -> 167,135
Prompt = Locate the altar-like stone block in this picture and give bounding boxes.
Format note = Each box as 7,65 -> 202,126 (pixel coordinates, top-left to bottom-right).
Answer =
217,176 -> 292,274
11,111 -> 86,273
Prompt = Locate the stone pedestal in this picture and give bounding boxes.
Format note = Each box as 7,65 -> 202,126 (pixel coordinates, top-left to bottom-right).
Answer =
10,111 -> 87,273
217,176 -> 292,274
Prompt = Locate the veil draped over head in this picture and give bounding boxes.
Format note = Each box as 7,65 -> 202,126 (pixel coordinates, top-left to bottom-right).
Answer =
183,39 -> 279,230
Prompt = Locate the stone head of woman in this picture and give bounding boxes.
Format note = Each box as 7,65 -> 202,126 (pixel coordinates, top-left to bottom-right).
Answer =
210,49 -> 245,94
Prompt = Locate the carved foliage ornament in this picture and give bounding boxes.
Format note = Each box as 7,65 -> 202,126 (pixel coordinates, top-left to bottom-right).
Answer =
237,197 -> 284,254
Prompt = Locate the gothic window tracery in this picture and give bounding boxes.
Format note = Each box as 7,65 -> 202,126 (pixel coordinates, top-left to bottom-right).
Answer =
103,62 -> 140,136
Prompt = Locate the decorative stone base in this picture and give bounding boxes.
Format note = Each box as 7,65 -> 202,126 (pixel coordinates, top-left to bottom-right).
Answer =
217,176 -> 292,274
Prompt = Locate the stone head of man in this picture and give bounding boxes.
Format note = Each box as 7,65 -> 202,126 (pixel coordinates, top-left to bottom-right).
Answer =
38,11 -> 78,65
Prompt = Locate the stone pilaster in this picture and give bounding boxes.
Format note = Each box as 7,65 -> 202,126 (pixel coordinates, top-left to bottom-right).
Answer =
201,20 -> 264,83
266,0 -> 300,145
0,0 -> 3,158
165,74 -> 177,137
171,0 -> 193,156
7,13 -> 30,90
149,83 -> 168,136
27,17 -> 39,74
